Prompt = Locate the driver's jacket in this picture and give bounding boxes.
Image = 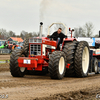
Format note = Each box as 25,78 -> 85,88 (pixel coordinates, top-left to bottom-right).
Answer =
49,31 -> 67,43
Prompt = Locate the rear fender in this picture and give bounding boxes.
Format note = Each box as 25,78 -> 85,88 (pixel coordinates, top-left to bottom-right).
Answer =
62,38 -> 77,49
64,38 -> 77,42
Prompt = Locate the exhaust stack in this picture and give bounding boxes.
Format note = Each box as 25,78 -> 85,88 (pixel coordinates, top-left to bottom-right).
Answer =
99,31 -> 100,37
39,22 -> 43,38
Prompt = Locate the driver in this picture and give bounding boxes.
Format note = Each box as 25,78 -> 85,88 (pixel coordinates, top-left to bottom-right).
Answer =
47,28 -> 67,49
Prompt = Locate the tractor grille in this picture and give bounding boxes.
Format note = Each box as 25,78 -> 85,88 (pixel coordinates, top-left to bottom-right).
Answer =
30,44 -> 41,55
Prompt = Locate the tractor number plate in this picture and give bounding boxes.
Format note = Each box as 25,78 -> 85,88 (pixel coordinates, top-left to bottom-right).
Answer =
23,59 -> 31,64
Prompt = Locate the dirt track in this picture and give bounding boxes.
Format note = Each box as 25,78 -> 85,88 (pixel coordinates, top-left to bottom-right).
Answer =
0,63 -> 100,100
0,55 -> 10,60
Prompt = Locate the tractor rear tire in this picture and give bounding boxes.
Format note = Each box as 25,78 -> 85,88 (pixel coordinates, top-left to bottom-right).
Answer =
92,57 -> 99,74
10,49 -> 27,77
62,41 -> 78,77
48,51 -> 66,79
74,41 -> 90,77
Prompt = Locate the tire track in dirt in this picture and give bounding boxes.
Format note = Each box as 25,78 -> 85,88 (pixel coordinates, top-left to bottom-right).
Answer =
0,72 -> 100,100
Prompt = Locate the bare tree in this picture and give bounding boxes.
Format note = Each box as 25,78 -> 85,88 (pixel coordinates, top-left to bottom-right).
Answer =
74,22 -> 94,37
20,31 -> 29,40
20,31 -> 39,39
0,29 -> 8,39
74,27 -> 86,37
94,34 -> 99,37
0,29 -> 16,39
8,31 -> 16,37
84,22 -> 94,37
74,28 -> 79,37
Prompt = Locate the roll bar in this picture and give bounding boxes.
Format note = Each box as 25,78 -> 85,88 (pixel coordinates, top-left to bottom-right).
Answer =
48,23 -> 67,35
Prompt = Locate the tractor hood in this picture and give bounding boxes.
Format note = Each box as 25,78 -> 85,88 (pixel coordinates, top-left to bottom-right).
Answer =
29,37 -> 57,47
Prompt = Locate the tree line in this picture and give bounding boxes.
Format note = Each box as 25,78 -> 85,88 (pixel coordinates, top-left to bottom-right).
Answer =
0,29 -> 39,40
74,22 -> 99,37
0,22 -> 99,40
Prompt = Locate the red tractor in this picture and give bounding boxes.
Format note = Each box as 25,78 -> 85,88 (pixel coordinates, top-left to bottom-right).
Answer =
10,22 -> 90,79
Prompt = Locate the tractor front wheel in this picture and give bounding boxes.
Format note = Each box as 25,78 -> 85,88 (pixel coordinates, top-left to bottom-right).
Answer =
48,51 -> 66,79
10,49 -> 27,77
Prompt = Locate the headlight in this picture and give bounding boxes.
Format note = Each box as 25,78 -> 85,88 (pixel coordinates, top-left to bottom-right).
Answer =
37,51 -> 41,55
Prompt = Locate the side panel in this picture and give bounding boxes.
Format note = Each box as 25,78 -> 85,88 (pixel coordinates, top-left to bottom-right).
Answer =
42,44 -> 56,56
76,37 -> 95,46
42,40 -> 57,47
64,38 -> 76,42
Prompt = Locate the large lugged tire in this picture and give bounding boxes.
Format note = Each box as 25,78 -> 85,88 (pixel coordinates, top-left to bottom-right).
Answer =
22,38 -> 29,55
92,57 -> 99,74
48,51 -> 66,79
21,38 -> 32,75
74,41 -> 90,77
62,41 -> 78,77
10,49 -> 27,77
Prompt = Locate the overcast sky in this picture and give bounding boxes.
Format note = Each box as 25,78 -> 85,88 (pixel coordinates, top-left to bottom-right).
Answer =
0,0 -> 100,36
